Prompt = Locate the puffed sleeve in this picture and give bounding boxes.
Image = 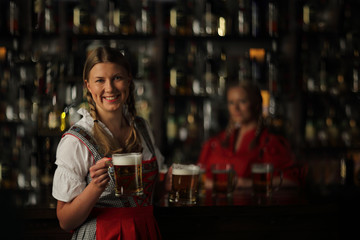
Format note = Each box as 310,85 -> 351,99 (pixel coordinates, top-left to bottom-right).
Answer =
52,135 -> 92,202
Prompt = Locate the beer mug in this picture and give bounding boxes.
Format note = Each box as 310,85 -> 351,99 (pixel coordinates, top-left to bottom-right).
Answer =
168,163 -> 200,205
251,163 -> 282,197
211,163 -> 237,197
111,153 -> 143,197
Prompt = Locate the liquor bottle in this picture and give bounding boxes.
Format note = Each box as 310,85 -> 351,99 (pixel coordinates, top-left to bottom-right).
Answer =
170,0 -> 190,35
166,100 -> 177,144
34,0 -> 56,33
318,41 -> 329,93
203,0 -> 216,35
326,108 -> 339,147
235,0 -> 250,36
203,41 -> 217,96
136,0 -> 152,34
352,50 -> 359,92
8,0 -> 19,35
95,0 -> 109,34
186,101 -> 199,142
251,0 -> 260,37
238,51 -> 251,82
217,48 -> 227,96
73,0 -> 92,34
113,0 -> 135,35
47,93 -> 61,130
215,0 -> 228,37
302,0 -> 316,32
267,41 -> 278,94
266,0 -> 278,37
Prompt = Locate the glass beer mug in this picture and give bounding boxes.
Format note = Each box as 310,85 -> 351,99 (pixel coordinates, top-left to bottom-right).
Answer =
211,163 -> 237,197
110,153 -> 143,197
251,163 -> 283,197
168,163 -> 200,205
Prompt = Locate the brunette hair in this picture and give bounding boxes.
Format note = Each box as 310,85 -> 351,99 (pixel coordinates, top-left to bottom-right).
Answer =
222,80 -> 264,149
83,46 -> 142,156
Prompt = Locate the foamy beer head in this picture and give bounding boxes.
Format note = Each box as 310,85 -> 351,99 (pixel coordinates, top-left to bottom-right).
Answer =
111,153 -> 143,197
172,164 -> 200,176
169,164 -> 200,205
251,163 -> 274,197
112,153 -> 142,166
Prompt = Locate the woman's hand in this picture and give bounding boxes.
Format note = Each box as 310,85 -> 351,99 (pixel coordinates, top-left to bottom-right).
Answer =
89,157 -> 112,191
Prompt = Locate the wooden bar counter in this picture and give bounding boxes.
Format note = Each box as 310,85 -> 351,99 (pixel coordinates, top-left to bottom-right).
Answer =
5,186 -> 360,239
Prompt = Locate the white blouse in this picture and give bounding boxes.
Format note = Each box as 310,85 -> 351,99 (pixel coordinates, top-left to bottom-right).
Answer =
52,108 -> 164,202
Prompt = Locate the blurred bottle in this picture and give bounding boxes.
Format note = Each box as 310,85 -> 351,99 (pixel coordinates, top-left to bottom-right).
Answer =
352,50 -> 359,92
112,0 -> 135,35
8,0 -> 19,35
73,0 -> 92,34
251,0 -> 260,37
170,0 -> 191,36
326,108 -> 339,147
186,101 -> 199,142
166,100 -> 177,144
266,0 -> 278,37
33,0 -> 57,33
215,0 -> 229,37
203,0 -> 217,35
217,48 -> 227,96
267,41 -> 278,95
47,93 -> 61,130
318,41 -> 329,93
136,0 -> 153,34
235,0 -> 250,36
95,0 -> 109,34
203,41 -> 217,95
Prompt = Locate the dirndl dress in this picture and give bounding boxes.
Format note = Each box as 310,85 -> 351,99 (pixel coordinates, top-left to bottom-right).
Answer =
62,117 -> 161,240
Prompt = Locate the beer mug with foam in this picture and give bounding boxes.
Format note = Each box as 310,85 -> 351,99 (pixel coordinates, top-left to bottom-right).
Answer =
168,163 -> 200,205
251,163 -> 282,197
211,163 -> 237,197
111,153 -> 143,197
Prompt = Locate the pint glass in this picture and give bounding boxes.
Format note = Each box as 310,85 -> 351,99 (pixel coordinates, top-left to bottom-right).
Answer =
211,163 -> 237,197
251,163 -> 282,197
111,153 -> 143,197
168,164 -> 200,205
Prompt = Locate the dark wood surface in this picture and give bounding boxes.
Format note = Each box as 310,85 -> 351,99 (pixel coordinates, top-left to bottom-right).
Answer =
5,187 -> 360,240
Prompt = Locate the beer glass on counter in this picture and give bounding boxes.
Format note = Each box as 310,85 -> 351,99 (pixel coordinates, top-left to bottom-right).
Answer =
168,163 -> 200,205
111,153 -> 143,197
251,163 -> 282,197
211,163 -> 237,197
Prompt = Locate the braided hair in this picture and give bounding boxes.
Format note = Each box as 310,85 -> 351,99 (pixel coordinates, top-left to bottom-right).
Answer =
222,80 -> 264,150
83,46 -> 142,156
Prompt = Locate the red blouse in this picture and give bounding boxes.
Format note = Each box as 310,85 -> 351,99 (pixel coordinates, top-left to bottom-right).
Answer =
198,128 -> 301,183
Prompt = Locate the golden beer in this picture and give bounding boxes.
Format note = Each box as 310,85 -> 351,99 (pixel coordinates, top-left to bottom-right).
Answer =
112,153 -> 143,197
169,164 -> 200,205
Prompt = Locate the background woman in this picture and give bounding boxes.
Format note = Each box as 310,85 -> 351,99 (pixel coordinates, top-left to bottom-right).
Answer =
198,81 -> 301,188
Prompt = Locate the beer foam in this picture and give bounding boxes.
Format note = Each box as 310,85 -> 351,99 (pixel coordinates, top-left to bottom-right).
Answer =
172,164 -> 200,175
251,163 -> 273,173
112,153 -> 142,166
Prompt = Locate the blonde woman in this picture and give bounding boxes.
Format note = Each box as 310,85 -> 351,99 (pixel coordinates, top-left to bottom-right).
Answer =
52,46 -> 163,239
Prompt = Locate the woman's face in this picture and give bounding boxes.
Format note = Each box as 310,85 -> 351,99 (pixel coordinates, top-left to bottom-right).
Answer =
227,86 -> 256,125
85,62 -> 131,115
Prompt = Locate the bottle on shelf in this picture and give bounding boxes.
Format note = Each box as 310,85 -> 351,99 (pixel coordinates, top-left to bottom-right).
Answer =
169,0 -> 191,36
8,0 -> 19,35
266,0 -> 278,37
73,0 -> 93,34
47,93 -> 61,131
235,0 -> 250,36
112,0 -> 136,35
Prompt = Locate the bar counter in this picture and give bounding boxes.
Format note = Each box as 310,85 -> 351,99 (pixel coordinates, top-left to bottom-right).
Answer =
6,186 -> 360,240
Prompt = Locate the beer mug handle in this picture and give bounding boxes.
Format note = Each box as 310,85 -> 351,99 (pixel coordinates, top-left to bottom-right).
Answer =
107,158 -> 115,184
273,169 -> 283,191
